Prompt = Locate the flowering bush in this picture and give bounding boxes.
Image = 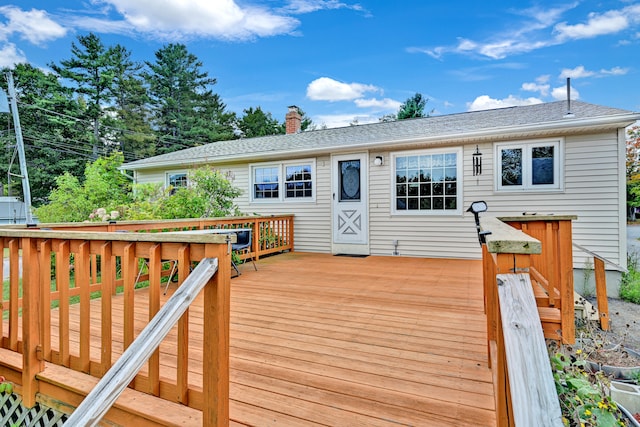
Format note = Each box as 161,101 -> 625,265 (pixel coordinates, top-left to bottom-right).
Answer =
88,208 -> 121,222
551,349 -> 628,426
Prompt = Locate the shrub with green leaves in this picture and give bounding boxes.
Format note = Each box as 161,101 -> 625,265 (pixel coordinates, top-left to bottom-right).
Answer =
620,252 -> 640,304
35,152 -> 132,223
551,351 -> 626,426
126,166 -> 242,220
35,154 -> 242,223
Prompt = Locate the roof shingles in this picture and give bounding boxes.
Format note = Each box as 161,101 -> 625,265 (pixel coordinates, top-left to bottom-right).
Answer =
124,101 -> 636,170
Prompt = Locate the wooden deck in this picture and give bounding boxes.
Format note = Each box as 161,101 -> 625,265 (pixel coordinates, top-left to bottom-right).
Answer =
11,252 -> 496,426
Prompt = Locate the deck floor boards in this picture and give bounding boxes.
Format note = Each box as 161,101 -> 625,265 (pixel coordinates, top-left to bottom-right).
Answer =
6,252 -> 496,426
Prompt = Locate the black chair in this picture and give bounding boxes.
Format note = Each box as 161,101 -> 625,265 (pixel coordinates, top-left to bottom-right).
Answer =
232,229 -> 257,275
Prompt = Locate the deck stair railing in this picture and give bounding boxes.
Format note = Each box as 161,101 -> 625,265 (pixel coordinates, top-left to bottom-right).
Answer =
499,215 -> 576,342
571,242 -> 627,331
0,227 -> 234,426
480,216 -> 566,426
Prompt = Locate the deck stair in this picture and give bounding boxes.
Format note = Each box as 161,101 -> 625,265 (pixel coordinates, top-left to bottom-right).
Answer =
500,215 -> 577,343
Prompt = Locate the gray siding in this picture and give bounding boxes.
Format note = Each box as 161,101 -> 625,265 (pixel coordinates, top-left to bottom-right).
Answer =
132,130 -> 624,267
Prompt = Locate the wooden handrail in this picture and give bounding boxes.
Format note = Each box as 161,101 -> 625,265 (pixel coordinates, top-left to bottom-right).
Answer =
479,216 -> 568,426
497,273 -> 563,426
11,214 -> 295,261
64,258 -> 219,426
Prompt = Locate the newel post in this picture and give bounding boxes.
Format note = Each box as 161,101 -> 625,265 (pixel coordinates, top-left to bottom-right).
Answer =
21,236 -> 44,407
202,242 -> 231,426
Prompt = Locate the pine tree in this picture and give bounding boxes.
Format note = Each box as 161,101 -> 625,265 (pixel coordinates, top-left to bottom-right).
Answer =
397,93 -> 431,120
143,43 -> 235,154
51,33 -> 117,158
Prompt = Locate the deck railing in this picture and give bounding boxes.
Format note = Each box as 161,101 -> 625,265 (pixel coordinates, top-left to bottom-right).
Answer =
22,214 -> 294,263
480,216 -> 567,426
65,258 -> 220,426
0,228 -> 233,425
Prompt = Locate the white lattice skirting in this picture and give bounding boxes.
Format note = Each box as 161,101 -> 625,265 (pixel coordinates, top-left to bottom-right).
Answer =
0,393 -> 68,427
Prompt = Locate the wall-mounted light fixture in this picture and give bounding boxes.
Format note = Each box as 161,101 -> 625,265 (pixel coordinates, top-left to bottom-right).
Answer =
472,145 -> 482,176
374,155 -> 383,166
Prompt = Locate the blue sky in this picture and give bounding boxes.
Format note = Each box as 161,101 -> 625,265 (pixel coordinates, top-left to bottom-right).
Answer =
1,0 -> 639,128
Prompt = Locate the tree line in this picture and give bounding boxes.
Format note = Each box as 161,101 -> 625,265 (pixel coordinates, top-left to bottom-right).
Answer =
0,32 -> 428,207
0,33 -> 312,205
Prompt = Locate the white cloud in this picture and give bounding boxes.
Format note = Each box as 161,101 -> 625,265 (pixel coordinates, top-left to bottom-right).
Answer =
0,43 -> 27,68
551,84 -> 579,100
467,95 -> 543,112
560,65 -> 593,79
306,77 -> 380,101
354,97 -> 401,110
554,5 -> 640,41
0,6 -> 67,45
601,66 -> 628,76
98,0 -> 299,40
413,3 -> 640,60
559,65 -> 629,79
522,81 -> 550,97
280,0 -> 365,15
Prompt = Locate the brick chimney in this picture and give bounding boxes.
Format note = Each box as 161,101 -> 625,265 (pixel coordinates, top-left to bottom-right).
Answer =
285,105 -> 301,134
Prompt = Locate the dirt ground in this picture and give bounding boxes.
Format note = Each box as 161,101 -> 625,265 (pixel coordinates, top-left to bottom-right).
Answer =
597,297 -> 640,352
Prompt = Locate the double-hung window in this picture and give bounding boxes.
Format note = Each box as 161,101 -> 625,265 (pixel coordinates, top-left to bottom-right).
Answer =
253,166 -> 280,199
496,139 -> 562,191
251,160 -> 315,202
167,172 -> 188,188
393,148 -> 462,214
285,164 -> 313,198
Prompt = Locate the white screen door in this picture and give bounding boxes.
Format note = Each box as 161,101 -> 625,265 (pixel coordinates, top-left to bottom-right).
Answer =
332,153 -> 369,254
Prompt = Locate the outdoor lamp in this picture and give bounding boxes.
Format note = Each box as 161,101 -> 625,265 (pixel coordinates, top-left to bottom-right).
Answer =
467,200 -> 490,246
374,156 -> 383,166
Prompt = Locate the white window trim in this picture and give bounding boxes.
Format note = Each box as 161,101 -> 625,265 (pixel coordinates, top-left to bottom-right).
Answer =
495,138 -> 563,192
249,159 -> 316,203
391,147 -> 463,216
166,171 -> 188,189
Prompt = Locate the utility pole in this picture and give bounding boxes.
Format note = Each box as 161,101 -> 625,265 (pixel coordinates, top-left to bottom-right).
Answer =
5,71 -> 34,224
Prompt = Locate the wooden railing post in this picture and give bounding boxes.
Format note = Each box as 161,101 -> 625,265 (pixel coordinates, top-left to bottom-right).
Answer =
100,242 -> 114,375
21,236 -> 43,407
253,217 -> 260,260
594,257 -> 610,330
288,215 -> 295,252
78,241 -> 91,373
203,242 -> 230,426
557,220 -> 575,343
9,238 -> 20,351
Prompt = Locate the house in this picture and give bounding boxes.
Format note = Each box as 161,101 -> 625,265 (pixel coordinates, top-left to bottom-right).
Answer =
123,101 -> 640,288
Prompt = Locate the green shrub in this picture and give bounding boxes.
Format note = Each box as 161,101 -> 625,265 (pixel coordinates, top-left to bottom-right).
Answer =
550,350 -> 625,426
620,252 -> 640,304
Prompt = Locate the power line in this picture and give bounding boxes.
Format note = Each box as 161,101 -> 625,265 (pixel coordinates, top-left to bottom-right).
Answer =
17,101 -> 220,150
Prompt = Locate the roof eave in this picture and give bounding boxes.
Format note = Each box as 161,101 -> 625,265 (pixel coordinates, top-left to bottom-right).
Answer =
122,112 -> 640,171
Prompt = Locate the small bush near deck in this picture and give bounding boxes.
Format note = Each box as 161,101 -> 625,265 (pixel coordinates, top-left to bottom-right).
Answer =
620,252 -> 640,304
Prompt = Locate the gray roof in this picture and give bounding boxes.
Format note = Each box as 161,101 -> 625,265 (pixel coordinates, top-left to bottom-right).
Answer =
124,100 -> 639,170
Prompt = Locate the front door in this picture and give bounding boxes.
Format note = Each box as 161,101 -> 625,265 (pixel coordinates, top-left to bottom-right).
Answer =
332,153 -> 369,255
